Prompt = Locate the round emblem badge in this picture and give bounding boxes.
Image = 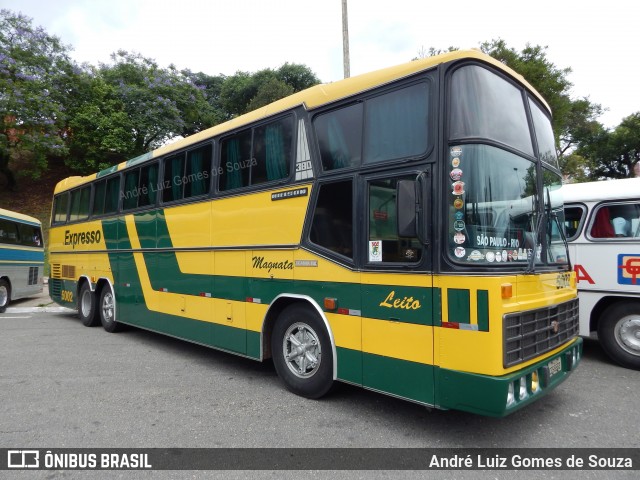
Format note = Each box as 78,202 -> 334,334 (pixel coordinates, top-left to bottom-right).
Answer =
450,168 -> 463,181
452,181 -> 465,195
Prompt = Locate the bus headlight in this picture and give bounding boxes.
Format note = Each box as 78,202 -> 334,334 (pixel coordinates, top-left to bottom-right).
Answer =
531,371 -> 541,394
506,382 -> 516,407
518,377 -> 528,400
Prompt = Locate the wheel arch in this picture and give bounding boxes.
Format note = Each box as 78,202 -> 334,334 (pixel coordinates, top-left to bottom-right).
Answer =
590,295 -> 640,333
261,294 -> 337,380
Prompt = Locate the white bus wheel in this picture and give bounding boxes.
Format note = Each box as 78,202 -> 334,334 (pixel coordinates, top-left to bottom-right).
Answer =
598,302 -> 640,370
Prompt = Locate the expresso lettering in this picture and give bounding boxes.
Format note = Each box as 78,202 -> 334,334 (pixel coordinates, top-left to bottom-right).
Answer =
64,229 -> 102,249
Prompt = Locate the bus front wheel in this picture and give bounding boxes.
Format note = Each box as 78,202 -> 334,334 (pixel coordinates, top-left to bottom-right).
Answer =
598,302 -> 640,370
271,304 -> 334,399
99,285 -> 122,333
0,279 -> 10,313
78,282 -> 100,327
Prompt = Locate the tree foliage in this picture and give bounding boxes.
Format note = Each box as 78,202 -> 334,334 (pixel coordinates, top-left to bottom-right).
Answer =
0,9 -> 71,188
575,113 -> 640,179
1,9 -> 637,188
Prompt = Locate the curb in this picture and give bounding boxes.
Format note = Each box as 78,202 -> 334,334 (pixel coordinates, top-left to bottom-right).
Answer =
5,307 -> 76,314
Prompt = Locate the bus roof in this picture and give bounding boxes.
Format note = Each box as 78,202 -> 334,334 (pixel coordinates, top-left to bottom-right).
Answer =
561,178 -> 640,203
54,49 -> 548,194
0,207 -> 42,226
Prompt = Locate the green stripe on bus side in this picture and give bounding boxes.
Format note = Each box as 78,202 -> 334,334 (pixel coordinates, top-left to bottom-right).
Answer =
336,346 -> 362,385
133,211 -> 435,324
477,290 -> 489,332
447,288 -> 470,324
362,352 -> 434,404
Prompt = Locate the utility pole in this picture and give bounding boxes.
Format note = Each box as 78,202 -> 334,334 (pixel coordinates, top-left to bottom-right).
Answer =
342,0 -> 350,78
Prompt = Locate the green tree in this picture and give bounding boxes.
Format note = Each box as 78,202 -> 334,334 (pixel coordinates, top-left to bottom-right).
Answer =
220,64 -> 320,117
0,9 -> 71,189
576,113 -> 640,179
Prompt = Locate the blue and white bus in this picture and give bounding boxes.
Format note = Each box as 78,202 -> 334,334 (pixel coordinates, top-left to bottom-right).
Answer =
0,207 -> 44,312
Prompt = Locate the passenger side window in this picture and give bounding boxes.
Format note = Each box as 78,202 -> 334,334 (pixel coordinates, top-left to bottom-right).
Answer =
590,202 -> 640,239
563,205 -> 585,240
220,116 -> 293,192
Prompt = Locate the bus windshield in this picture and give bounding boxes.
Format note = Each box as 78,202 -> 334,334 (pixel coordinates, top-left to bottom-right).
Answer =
447,65 -> 567,267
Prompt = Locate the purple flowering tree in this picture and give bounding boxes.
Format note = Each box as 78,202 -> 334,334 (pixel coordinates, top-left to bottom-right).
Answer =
0,9 -> 71,189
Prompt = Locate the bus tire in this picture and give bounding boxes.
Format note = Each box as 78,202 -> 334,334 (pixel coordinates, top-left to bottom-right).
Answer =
0,279 -> 10,313
78,282 -> 100,327
597,302 -> 640,370
271,304 -> 334,399
99,285 -> 122,333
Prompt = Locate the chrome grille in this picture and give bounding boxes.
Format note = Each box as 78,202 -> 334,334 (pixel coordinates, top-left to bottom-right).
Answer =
504,298 -> 579,368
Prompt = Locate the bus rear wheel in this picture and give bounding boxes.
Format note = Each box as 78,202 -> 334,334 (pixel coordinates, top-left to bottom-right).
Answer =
598,302 -> 640,370
0,279 -> 10,313
99,285 -> 122,333
271,304 -> 334,399
78,282 -> 100,327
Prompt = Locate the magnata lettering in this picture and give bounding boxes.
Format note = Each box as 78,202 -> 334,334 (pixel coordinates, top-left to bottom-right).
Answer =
380,290 -> 421,310
64,229 -> 102,249
252,256 -> 294,273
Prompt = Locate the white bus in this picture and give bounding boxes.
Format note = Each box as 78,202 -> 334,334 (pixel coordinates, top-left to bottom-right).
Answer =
0,208 -> 45,313
562,178 -> 640,369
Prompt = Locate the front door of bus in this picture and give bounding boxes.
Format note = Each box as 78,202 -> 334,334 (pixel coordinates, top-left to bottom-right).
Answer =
360,170 -> 435,405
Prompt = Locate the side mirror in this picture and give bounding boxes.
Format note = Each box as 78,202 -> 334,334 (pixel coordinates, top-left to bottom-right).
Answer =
397,180 -> 417,237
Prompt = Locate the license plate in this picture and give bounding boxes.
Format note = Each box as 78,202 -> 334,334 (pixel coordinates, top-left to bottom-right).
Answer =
548,357 -> 562,377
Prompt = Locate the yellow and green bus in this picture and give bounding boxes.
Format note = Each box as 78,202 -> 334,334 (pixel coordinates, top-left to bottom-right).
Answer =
1,207 -> 44,312
48,50 -> 581,417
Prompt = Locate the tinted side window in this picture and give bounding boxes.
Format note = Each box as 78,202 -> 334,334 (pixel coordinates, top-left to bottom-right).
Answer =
185,145 -> 212,198
364,83 -> 429,164
104,176 -> 121,215
18,223 -> 43,247
53,193 -> 69,224
69,186 -> 91,222
563,205 -> 586,241
310,180 -> 353,259
219,117 -> 293,192
315,104 -> 363,171
123,169 -> 140,211
92,180 -> 107,216
163,154 -> 185,203
0,219 -> 19,244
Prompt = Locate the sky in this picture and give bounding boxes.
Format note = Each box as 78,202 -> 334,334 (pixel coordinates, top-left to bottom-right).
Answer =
4,0 -> 639,129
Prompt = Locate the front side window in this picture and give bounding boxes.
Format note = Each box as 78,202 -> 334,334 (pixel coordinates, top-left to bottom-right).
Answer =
563,205 -> 586,240
309,180 -> 353,259
367,176 -> 422,263
529,98 -> 559,170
